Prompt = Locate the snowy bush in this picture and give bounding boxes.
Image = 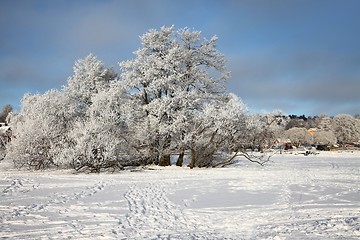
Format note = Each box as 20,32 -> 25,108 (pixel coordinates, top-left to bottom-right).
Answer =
7,54 -> 119,170
7,90 -> 75,169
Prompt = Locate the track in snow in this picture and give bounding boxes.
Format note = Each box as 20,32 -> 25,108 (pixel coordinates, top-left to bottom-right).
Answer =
119,182 -> 237,239
0,152 -> 359,239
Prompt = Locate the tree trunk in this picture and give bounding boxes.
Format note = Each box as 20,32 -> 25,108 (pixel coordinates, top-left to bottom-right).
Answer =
176,149 -> 185,166
158,134 -> 171,166
159,154 -> 171,166
148,144 -> 160,165
189,148 -> 196,169
150,155 -> 159,165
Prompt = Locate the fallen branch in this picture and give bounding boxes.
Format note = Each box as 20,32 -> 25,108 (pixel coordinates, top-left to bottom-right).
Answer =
212,148 -> 279,168
238,151 -> 271,166
212,150 -> 239,168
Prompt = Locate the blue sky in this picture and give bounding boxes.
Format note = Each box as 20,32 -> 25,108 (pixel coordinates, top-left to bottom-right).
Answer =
1,0 -> 359,116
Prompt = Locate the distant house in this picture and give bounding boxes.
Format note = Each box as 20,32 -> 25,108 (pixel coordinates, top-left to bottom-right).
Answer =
273,138 -> 293,150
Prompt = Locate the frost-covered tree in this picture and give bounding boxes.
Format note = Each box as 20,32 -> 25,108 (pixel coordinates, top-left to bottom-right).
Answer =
332,114 -> 360,145
6,90 -> 74,169
0,125 -> 11,160
313,130 -> 337,146
7,28 -> 277,171
120,26 -> 230,166
68,82 -> 146,172
0,104 -> 12,123
259,111 -> 287,150
64,54 -> 118,116
316,114 -> 333,131
243,111 -> 286,152
0,104 -> 13,160
182,94 -> 247,168
7,54 -> 119,170
284,127 -> 312,147
60,54 -> 127,171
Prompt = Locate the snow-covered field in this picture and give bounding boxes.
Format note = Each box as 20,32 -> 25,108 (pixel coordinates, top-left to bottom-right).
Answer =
0,151 -> 359,239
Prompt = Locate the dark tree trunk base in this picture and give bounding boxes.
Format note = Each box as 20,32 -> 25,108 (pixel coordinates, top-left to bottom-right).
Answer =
159,154 -> 171,166
176,151 -> 185,166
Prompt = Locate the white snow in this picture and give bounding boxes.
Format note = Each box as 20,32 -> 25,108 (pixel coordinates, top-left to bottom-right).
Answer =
0,151 -> 359,239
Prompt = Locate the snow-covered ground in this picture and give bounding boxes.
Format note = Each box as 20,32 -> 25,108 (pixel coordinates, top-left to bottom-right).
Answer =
0,151 -> 359,239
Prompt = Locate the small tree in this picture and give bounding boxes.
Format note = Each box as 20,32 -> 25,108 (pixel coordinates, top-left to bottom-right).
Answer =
0,104 -> 12,123
332,114 -> 360,146
242,112 -> 286,152
185,94 -> 247,168
313,130 -> 337,146
284,127 -> 312,147
316,114 -> 333,131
